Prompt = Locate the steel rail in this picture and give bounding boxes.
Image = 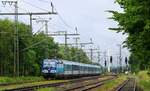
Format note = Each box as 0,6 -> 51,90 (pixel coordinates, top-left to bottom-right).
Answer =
3,76 -> 104,91
115,78 -> 136,91
63,76 -> 117,91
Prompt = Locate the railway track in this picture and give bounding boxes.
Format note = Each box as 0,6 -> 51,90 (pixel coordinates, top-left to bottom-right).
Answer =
2,75 -> 115,91
114,78 -> 136,91
0,80 -> 46,87
58,76 -> 117,91
0,74 -> 116,87
0,76 -> 100,87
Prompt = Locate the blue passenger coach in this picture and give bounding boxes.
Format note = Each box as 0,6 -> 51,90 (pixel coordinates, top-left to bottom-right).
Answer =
42,59 -> 102,79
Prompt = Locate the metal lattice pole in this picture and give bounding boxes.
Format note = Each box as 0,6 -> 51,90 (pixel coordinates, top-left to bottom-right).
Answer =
1,0 -> 19,76
33,18 -> 50,58
14,1 -> 19,77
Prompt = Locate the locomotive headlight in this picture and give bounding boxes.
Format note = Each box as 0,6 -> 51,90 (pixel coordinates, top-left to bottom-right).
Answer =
50,70 -> 56,73
42,70 -> 48,73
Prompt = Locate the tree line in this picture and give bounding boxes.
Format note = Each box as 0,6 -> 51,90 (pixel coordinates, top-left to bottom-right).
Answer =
109,0 -> 150,72
0,19 -> 91,76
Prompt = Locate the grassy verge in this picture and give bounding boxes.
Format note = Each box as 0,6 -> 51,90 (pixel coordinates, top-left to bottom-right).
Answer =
93,75 -> 127,91
37,87 -> 56,91
36,76 -> 115,91
0,79 -> 68,91
0,76 -> 44,84
136,71 -> 150,91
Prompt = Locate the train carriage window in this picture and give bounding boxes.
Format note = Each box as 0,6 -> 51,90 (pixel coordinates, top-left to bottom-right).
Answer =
81,66 -> 84,71
86,66 -> 88,71
68,65 -> 72,71
83,66 -> 85,72
80,66 -> 82,71
84,66 -> 86,71
64,64 -> 67,71
82,66 -> 84,71
92,67 -> 93,72
88,67 -> 90,71
65,64 -> 72,71
72,65 -> 79,70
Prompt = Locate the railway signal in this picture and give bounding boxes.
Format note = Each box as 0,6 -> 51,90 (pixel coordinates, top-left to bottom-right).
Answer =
110,56 -> 113,63
125,57 -> 128,71
125,57 -> 128,65
117,44 -> 122,72
104,60 -> 107,67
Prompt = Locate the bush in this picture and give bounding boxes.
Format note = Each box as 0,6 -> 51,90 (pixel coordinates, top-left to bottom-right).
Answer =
147,71 -> 150,77
0,76 -> 44,84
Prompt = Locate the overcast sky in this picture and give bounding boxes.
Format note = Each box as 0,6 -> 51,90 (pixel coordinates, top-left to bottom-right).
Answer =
0,0 -> 129,66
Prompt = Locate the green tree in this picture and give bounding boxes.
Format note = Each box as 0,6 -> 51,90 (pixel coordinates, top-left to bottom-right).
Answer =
0,19 -> 14,76
32,32 -> 59,75
0,19 -> 59,76
58,46 -> 91,64
109,0 -> 150,72
0,19 -> 92,77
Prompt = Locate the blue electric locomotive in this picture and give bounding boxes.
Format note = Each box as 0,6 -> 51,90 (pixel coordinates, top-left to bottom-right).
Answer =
42,59 -> 102,79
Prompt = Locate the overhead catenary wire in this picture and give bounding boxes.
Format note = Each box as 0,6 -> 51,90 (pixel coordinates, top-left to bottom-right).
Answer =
38,0 -> 50,3
16,6 -> 31,23
34,24 -> 45,34
1,0 -> 76,32
38,0 -> 76,30
17,6 -> 30,13
19,0 -> 76,33
18,0 -> 43,23
0,3 -> 14,13
1,0 -> 77,36
50,23 -> 70,31
47,25 -> 67,33
53,7 -> 77,31
0,2 -> 27,23
55,8 -> 75,30
21,0 -> 49,12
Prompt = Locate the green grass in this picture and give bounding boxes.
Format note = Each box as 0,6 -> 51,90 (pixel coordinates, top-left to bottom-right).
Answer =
136,71 -> 150,91
0,79 -> 68,91
37,87 -> 56,91
0,76 -> 44,84
94,75 -> 127,91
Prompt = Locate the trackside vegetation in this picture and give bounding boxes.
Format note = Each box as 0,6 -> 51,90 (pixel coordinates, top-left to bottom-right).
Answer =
0,76 -> 44,84
94,75 -> 127,91
109,0 -> 150,72
37,87 -> 56,91
0,19 -> 91,77
136,71 -> 150,91
0,80 -> 67,90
